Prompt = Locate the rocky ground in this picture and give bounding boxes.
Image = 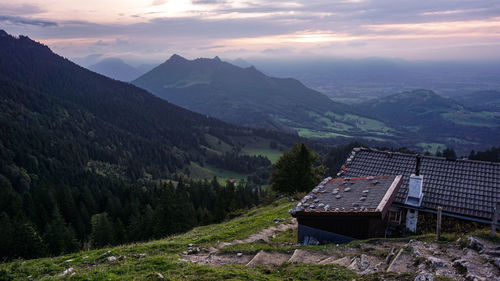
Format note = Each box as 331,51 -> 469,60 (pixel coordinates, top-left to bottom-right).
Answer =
181,220 -> 500,281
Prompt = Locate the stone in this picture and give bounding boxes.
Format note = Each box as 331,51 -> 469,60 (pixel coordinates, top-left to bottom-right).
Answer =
139,253 -> 147,258
188,243 -> 194,247
468,237 -> 484,251
102,250 -> 111,257
65,259 -> 73,263
254,238 -> 266,243
60,267 -> 74,276
155,273 -> 165,279
427,256 -> 445,269
494,257 -> 500,268
414,273 -> 434,281
359,254 -> 370,271
108,256 -> 117,262
237,253 -> 243,257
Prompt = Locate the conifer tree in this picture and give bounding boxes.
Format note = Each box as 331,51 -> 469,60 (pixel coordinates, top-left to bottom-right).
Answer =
270,143 -> 325,194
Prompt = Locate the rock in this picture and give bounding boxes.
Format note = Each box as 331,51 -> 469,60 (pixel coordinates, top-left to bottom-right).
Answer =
147,272 -> 165,279
302,236 -> 319,245
108,256 -> 117,262
237,253 -> 243,257
254,238 -> 267,243
468,237 -> 484,251
65,259 -> 73,263
359,254 -> 370,271
246,250 -> 291,267
188,243 -> 194,247
319,256 -> 351,266
456,237 -> 463,246
466,272 -> 487,281
427,256 -> 445,269
414,273 -> 434,281
139,253 -> 147,258
494,257 -> 500,268
82,256 -> 88,260
59,267 -> 74,276
484,250 -> 500,257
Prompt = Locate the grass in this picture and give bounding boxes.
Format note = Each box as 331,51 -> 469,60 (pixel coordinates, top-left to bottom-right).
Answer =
0,199 -> 297,280
241,147 -> 283,164
296,128 -> 353,139
220,228 -> 298,254
442,111 -> 500,128
189,162 -> 248,185
2,197 -> 490,280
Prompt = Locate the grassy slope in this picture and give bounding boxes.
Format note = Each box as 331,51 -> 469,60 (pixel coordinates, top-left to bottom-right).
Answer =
0,200 -> 297,280
2,198 -> 479,280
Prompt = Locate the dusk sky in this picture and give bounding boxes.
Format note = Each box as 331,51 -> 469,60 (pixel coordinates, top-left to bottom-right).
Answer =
1,0 -> 500,64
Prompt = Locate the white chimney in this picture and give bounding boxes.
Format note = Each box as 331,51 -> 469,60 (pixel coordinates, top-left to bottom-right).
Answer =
405,174 -> 424,207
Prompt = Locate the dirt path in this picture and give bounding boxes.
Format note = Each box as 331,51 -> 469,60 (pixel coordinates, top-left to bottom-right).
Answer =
180,222 -> 500,280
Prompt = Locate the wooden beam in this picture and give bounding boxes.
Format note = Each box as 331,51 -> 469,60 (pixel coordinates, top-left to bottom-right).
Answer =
436,206 -> 442,240
490,202 -> 500,238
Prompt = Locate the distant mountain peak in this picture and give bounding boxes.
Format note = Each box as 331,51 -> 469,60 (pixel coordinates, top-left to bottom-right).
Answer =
213,56 -> 221,62
168,54 -> 188,63
0,30 -> 8,37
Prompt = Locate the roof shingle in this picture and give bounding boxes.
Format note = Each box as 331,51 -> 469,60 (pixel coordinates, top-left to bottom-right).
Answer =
338,147 -> 500,220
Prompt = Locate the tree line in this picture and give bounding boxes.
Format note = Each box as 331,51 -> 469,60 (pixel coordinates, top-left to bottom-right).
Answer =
0,175 -> 263,260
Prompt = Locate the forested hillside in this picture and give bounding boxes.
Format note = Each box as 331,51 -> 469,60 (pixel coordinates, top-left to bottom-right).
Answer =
0,30 -> 314,260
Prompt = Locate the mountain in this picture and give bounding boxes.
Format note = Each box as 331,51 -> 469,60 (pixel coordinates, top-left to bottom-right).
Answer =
353,89 -> 500,153
132,55 -> 394,140
88,58 -> 147,81
0,30 -> 308,189
451,90 -> 500,112
247,58 -> 500,104
354,89 -> 462,125
0,30 -> 319,259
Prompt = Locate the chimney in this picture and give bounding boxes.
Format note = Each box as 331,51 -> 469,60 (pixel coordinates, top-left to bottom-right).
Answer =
405,174 -> 424,207
415,155 -> 421,176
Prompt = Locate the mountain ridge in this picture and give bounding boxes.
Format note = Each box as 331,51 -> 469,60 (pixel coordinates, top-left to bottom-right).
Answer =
133,54 -> 354,134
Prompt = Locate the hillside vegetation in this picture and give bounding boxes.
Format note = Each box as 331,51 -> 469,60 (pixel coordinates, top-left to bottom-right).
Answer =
2,198 -> 498,281
353,89 -> 500,154
0,30 -> 316,260
132,55 -> 393,140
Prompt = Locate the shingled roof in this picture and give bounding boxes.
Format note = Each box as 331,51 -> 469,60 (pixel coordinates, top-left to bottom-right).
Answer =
337,147 -> 500,220
290,175 -> 402,217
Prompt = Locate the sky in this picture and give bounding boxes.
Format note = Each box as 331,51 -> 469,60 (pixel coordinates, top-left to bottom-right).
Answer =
1,0 -> 500,64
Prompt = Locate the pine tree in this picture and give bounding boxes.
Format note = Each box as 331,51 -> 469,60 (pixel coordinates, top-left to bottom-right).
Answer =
270,143 -> 326,194
89,212 -> 114,249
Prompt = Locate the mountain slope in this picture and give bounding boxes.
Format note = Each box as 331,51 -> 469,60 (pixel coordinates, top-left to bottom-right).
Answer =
451,90 -> 500,111
2,197 -> 497,281
88,58 -> 145,81
354,89 -> 462,125
0,30 -> 305,185
0,30 -> 317,259
353,89 -> 500,152
132,55 -> 388,138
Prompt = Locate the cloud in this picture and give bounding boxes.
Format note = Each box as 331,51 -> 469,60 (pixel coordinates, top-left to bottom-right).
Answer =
0,3 -> 45,15
198,45 -> 226,50
5,0 -> 500,61
151,0 -> 168,6
0,15 -> 58,27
